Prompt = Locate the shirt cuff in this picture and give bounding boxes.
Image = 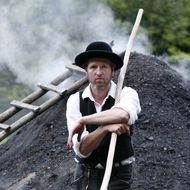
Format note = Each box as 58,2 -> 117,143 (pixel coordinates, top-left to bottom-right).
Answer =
72,133 -> 92,158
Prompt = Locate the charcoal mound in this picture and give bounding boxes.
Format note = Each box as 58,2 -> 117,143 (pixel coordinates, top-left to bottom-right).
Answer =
0,52 -> 189,190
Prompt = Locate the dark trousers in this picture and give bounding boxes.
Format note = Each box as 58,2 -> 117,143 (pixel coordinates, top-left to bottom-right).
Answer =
71,163 -> 133,190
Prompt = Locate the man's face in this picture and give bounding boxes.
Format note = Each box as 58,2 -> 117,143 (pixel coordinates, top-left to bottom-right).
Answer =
86,58 -> 113,88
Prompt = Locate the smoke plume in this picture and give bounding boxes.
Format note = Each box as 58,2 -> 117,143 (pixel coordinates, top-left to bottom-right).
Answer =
0,0 -> 149,88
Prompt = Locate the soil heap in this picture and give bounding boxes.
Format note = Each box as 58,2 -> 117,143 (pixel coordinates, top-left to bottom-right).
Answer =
0,52 -> 190,190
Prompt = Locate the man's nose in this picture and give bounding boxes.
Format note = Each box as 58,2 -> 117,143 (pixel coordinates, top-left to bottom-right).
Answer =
96,67 -> 102,75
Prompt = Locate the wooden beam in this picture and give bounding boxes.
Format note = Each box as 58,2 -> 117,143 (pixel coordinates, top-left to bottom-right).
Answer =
37,83 -> 67,95
66,64 -> 86,73
0,75 -> 88,142
10,100 -> 41,113
0,69 -> 72,123
0,123 -> 10,131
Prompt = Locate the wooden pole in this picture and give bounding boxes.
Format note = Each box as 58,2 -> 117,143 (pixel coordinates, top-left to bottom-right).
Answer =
100,9 -> 144,190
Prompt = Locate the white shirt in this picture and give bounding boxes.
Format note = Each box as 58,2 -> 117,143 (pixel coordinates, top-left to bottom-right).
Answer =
66,81 -> 141,158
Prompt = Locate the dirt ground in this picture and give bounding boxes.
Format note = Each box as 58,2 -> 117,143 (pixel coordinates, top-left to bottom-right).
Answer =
0,52 -> 190,190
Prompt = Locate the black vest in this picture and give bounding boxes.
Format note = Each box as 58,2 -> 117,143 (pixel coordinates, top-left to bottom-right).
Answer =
76,91 -> 134,166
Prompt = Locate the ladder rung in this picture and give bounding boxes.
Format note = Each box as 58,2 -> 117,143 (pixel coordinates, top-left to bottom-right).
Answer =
10,100 -> 41,113
0,123 -> 10,131
38,83 -> 66,95
66,64 -> 86,73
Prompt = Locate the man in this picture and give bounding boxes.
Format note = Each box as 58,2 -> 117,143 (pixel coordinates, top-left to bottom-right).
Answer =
66,41 -> 141,190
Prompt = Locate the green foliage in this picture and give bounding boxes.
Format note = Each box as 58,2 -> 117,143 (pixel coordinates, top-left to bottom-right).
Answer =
106,0 -> 190,58
0,65 -> 32,112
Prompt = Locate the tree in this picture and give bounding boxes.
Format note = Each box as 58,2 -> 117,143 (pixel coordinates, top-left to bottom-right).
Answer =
106,0 -> 190,58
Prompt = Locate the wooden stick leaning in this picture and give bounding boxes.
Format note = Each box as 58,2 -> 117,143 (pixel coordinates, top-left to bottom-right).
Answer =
100,9 -> 144,190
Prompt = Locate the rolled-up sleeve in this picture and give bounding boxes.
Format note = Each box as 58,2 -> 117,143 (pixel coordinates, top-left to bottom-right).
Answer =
72,132 -> 91,159
66,92 -> 91,158
66,92 -> 81,135
112,87 -> 141,125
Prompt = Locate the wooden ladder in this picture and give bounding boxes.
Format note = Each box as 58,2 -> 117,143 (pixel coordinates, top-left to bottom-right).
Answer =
0,65 -> 87,142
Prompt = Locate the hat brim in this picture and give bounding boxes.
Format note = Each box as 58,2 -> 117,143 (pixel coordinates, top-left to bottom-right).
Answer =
74,50 -> 123,70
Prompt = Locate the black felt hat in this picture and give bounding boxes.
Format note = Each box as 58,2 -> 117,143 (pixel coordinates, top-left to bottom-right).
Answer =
74,41 -> 123,70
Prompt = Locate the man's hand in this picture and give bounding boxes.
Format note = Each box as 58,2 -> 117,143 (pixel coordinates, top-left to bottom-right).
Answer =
104,123 -> 130,136
67,120 -> 84,149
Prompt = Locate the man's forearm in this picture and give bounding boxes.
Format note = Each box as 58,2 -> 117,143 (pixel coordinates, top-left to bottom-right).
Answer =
79,122 -> 130,156
79,126 -> 108,156
79,108 -> 129,126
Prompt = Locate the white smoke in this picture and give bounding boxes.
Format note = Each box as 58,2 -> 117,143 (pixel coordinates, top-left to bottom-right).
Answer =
170,59 -> 190,81
0,0 -> 149,88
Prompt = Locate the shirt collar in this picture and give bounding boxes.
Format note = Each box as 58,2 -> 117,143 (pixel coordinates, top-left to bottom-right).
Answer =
82,80 -> 116,102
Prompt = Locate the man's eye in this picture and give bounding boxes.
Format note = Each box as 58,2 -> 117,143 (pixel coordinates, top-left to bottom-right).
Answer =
91,66 -> 97,69
102,65 -> 108,69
